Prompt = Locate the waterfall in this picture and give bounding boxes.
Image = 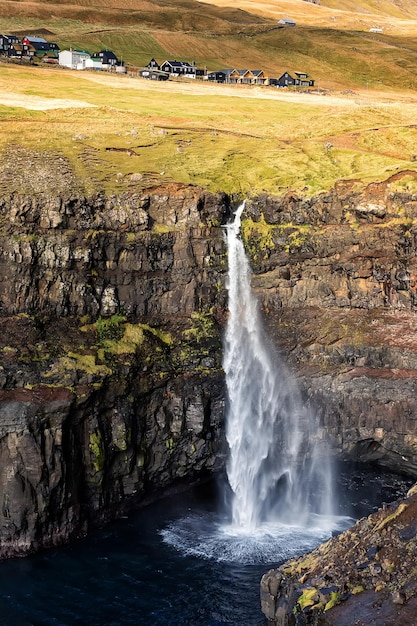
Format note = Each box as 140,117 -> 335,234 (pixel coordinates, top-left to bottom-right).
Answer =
223,202 -> 333,532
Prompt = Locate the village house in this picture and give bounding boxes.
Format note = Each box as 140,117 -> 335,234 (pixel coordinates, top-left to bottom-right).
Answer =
237,69 -> 254,84
159,59 -> 197,78
294,71 -> 315,87
278,18 -> 296,27
0,34 -> 19,56
146,58 -> 205,79
0,34 -> 35,60
207,69 -> 240,84
146,58 -> 160,70
207,68 -> 268,85
207,70 -> 228,83
139,68 -> 169,81
21,36 -> 59,60
90,50 -> 119,68
58,48 -> 126,72
251,70 -> 269,85
0,34 -> 59,61
10,41 -> 35,60
59,49 -> 91,70
274,70 -> 314,87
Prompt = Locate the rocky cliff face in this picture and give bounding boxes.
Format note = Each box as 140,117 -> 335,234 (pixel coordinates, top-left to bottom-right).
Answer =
243,172 -> 417,477
0,182 -> 231,557
248,172 -> 417,626
2,167 -> 417,561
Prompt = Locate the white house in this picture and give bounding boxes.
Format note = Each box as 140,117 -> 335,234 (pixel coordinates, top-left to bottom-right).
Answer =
59,49 -> 91,70
85,57 -> 103,70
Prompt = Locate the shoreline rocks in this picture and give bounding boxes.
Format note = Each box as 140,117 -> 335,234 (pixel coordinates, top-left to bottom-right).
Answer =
260,484 -> 417,626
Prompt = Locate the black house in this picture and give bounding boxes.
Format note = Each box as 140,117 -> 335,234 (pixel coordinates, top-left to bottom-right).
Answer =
275,71 -> 296,87
274,71 -> 315,88
207,70 -> 228,83
294,71 -> 315,87
91,50 -> 119,66
22,36 -> 60,55
0,34 -> 19,56
160,60 -> 196,77
146,58 -> 160,70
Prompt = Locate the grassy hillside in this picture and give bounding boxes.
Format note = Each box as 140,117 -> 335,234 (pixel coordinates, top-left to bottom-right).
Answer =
1,0 -> 417,90
1,64 -> 417,199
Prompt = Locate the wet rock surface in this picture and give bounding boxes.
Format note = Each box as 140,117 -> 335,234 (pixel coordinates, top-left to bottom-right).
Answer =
260,484 -> 417,626
250,172 -> 417,626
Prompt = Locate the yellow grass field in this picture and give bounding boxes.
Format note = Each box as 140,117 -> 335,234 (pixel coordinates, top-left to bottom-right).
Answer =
1,62 -> 417,198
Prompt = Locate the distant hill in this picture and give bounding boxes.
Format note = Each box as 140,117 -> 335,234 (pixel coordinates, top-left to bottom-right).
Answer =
200,0 -> 417,28
322,0 -> 417,20
2,0 -> 417,91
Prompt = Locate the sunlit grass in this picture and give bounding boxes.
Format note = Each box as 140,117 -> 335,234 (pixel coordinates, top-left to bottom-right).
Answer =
0,65 -> 417,196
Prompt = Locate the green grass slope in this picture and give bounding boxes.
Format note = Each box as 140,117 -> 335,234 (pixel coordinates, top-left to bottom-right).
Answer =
1,63 -> 417,198
2,0 -> 417,90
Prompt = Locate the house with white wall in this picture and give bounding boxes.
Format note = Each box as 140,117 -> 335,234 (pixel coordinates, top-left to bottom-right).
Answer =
59,49 -> 91,70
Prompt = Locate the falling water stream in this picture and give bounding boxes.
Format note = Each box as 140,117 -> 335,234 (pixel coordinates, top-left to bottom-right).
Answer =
162,202 -> 350,565
223,202 -> 334,531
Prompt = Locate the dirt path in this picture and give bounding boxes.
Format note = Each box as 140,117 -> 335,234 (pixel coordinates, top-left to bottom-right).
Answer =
0,91 -> 95,110
77,70 -> 417,107
1,68 -> 417,112
77,71 -> 361,107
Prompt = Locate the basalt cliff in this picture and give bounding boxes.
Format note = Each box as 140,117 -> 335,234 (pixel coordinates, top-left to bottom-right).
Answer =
0,179 -> 230,558
1,160 -> 417,574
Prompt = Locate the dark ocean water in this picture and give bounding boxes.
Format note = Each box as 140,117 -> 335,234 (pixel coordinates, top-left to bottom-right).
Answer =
0,463 -> 413,626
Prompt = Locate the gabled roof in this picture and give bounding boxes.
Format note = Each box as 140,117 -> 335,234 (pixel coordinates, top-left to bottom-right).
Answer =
162,59 -> 175,65
92,50 -> 118,59
277,71 -> 296,79
217,68 -> 239,76
24,36 -> 47,43
162,59 -> 194,69
0,34 -> 19,42
252,70 -> 267,77
61,48 -> 90,56
237,69 -> 254,76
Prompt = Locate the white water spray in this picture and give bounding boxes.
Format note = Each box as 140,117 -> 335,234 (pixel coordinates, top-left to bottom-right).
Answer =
160,202 -> 348,565
223,202 -> 334,532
